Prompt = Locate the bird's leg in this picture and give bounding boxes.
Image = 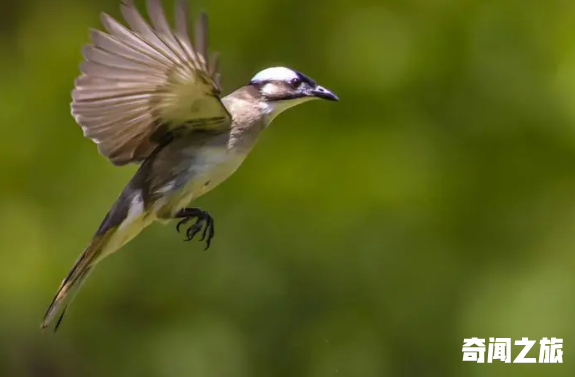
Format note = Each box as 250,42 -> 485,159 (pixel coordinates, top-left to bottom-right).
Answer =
175,208 -> 215,250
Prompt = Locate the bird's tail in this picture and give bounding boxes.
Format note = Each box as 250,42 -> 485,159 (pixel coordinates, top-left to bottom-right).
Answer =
41,229 -> 116,332
42,187 -> 152,331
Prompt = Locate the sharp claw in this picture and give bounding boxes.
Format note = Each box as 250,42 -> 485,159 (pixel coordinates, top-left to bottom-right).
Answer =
204,231 -> 211,250
199,220 -> 209,241
185,219 -> 203,241
176,218 -> 188,233
175,208 -> 216,248
204,234 -> 212,250
204,218 -> 215,250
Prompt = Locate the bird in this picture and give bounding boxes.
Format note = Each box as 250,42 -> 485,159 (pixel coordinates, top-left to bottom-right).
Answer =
41,0 -> 338,332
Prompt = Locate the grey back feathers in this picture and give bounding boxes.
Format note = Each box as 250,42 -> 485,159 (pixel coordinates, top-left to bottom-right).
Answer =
72,0 -> 230,166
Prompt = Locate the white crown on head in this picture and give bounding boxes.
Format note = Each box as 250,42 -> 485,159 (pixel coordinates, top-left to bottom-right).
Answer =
251,67 -> 299,83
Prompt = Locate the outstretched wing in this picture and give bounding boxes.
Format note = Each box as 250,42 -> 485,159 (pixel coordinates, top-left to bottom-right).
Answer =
71,0 -> 230,166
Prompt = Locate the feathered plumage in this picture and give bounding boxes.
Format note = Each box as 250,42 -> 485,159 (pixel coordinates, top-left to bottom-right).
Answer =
72,0 -> 230,166
42,0 -> 338,332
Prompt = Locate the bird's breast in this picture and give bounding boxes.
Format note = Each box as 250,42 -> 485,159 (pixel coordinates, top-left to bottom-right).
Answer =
158,145 -> 249,216
189,146 -> 246,187
151,123 -> 265,218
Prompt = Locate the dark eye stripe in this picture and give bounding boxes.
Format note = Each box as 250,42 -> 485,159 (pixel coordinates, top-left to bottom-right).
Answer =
294,71 -> 317,87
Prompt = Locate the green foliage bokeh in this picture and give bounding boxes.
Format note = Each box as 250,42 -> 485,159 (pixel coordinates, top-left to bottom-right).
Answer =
1,0 -> 574,376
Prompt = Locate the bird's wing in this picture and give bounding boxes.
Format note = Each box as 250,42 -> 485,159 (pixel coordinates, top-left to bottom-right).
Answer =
71,0 -> 230,166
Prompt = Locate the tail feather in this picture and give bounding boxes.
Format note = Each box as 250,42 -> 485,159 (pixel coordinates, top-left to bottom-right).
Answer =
43,266 -> 93,332
41,231 -> 113,332
42,188 -> 151,331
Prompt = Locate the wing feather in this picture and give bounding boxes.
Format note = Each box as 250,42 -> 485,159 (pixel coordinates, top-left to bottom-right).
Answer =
194,13 -> 208,71
82,46 -> 156,72
174,0 -> 199,65
72,0 -> 229,165
119,0 -> 179,63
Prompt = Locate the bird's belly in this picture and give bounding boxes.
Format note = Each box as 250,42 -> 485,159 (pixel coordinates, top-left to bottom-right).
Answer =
157,147 -> 248,217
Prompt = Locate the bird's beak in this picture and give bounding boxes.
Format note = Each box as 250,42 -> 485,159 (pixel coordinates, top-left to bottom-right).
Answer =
309,85 -> 339,101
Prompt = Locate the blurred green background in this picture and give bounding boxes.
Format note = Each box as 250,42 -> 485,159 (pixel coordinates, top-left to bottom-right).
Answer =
1,0 -> 574,375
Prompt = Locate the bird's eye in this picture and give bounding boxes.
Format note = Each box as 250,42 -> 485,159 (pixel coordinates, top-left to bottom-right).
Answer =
289,77 -> 302,88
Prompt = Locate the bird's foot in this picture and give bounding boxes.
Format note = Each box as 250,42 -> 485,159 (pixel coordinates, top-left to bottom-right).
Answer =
175,208 -> 215,250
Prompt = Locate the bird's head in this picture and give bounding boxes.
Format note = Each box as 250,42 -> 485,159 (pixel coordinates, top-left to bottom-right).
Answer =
249,67 -> 338,121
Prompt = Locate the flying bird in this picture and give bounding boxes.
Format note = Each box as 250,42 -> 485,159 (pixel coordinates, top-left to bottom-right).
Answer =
41,0 -> 338,331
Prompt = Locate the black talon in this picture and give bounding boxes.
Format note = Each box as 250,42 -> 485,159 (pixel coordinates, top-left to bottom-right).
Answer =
204,217 -> 215,250
185,219 -> 203,241
176,218 -> 189,233
203,218 -> 215,249
199,218 -> 210,242
174,208 -> 216,249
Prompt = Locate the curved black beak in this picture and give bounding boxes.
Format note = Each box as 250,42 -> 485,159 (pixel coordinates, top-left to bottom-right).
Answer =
309,85 -> 339,101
